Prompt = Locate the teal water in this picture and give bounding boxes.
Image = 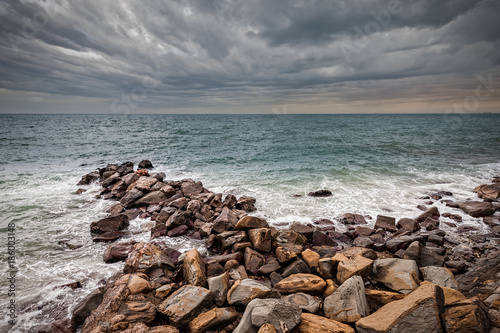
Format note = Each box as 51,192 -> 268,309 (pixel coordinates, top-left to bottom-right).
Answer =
0,113 -> 499,331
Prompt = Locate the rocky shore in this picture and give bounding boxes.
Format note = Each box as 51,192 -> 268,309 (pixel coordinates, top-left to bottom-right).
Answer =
42,161 -> 500,333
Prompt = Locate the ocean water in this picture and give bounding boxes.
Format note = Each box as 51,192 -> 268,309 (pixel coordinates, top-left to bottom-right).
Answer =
0,113 -> 499,332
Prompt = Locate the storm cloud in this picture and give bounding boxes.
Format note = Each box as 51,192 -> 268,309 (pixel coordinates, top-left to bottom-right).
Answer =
0,0 -> 499,113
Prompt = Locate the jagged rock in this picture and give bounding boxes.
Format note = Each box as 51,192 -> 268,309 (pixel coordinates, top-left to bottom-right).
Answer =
301,249 -> 320,269
474,183 -> 500,200
227,278 -> 275,306
420,246 -> 445,267
340,213 -> 367,225
275,244 -> 302,263
317,257 -> 337,279
421,217 -> 440,230
296,313 -> 355,333
311,230 -> 337,247
90,214 -> 129,234
442,297 -> 490,332
213,207 -> 238,233
236,195 -> 257,212
337,254 -> 374,284
103,242 -> 134,263
356,283 -> 445,333
229,265 -> 249,281
415,206 -> 440,223
258,323 -> 277,333
187,307 -> 239,333
123,242 -> 175,274
282,258 -> 310,278
385,235 -> 422,253
420,266 -> 459,290
155,284 -> 175,299
258,260 -> 281,275
78,171 -> 100,185
374,215 -> 397,232
102,172 -> 120,187
117,300 -> 156,325
353,236 -> 375,249
183,249 -> 206,287
290,223 -> 314,238
179,181 -> 202,198
245,247 -> 265,275
248,228 -> 272,252
120,188 -> 145,207
459,201 -> 496,217
128,274 -> 152,294
283,292 -> 322,313
208,272 -> 230,306
365,289 -> 405,312
167,224 -> 189,237
158,285 -> 214,327
373,258 -> 420,294
169,197 -> 189,210
274,273 -> 326,294
38,318 -> 74,333
396,218 -> 420,233
134,190 -> 166,206
324,276 -> 369,323
308,189 -> 332,197
274,230 -> 308,247
234,216 -> 268,230
71,287 -> 104,328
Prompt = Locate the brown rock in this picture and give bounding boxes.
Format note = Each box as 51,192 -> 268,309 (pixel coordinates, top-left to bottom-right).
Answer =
234,216 -> 269,230
301,249 -> 320,269
258,260 -> 281,275
374,215 -> 397,232
134,190 -> 166,206
340,213 -> 367,225
123,242 -> 175,274
213,207 -> 238,233
257,323 -> 277,333
217,231 -> 247,249
459,201 -> 496,217
422,217 -> 440,230
365,289 -> 406,312
127,274 -> 152,294
117,300 -> 156,325
244,247 -> 265,275
396,218 -> 420,233
207,272 -> 230,306
442,297 -> 490,332
183,249 -> 207,287
308,189 -> 332,197
324,276 -> 369,323
155,284 -> 176,299
181,181 -> 203,198
337,254 -> 374,284
474,183 -> 500,200
275,244 -> 302,263
188,307 -> 239,333
282,258 -> 310,278
323,279 -> 338,298
90,214 -> 129,234
103,242 -> 134,263
274,273 -> 326,294
235,195 -> 257,212
415,206 -> 440,223
290,223 -> 314,238
92,231 -> 126,242
373,258 -> 420,294
297,313 -> 355,333
248,228 -> 272,252
282,292 -> 322,314
226,278 -> 275,306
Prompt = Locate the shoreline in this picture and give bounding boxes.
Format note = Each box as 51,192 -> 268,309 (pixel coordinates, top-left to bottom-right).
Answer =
41,161 -> 500,332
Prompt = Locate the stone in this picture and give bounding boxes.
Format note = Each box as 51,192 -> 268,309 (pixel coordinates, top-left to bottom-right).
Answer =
258,323 -> 277,333
374,215 -> 397,232
217,231 -> 247,248
158,285 -> 214,327
317,257 -> 337,279
92,231 -> 126,242
206,262 -> 224,277
301,249 -> 320,269
323,279 -> 338,298
281,258 -> 310,278
128,274 -> 152,294
248,228 -> 272,252
245,247 -> 265,275
134,190 -> 167,206
123,242 -> 175,274
296,313 -> 355,333
415,206 -> 440,223
188,307 -> 239,333
353,236 -> 375,249
420,246 -> 445,267
474,183 -> 500,200
120,188 -> 145,207
90,214 -> 129,234
311,230 -> 337,247
385,235 -> 421,253
78,171 -> 100,185
181,181 -> 203,198
229,265 -> 249,281
166,224 -> 188,237
208,272 -> 230,306
71,287 -> 104,328
337,255 -> 374,284
60,239 -> 85,250
227,278 -> 274,306
396,218 -> 420,233
155,284 -> 175,299
183,249 -> 207,287
422,217 -> 440,230
275,244 -> 302,263
282,292 -> 322,313
308,189 -> 332,197
250,299 -> 302,333
373,258 -> 420,294
459,201 -> 496,217
236,195 -> 257,212
365,289 -> 406,312
258,260 -> 281,275
420,266 -> 459,290
340,213 -> 367,225
213,207 -> 238,233
356,283 -> 445,333
324,276 -> 369,323
117,300 -> 156,325
169,197 -> 189,210
441,286 -> 467,306
234,216 -> 269,230
290,223 -> 314,238
133,176 -> 158,191
442,297 -> 490,333
274,273 -> 326,294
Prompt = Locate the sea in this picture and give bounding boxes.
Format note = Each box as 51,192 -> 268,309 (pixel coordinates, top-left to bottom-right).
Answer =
0,113 -> 499,332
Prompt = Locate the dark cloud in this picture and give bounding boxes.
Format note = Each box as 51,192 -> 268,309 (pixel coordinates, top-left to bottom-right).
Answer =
0,0 -> 498,113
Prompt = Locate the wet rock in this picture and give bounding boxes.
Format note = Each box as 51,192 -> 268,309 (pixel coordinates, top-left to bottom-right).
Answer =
39,318 -> 75,333
59,239 -> 85,250
71,287 -> 104,328
134,190 -> 167,206
274,273 -> 326,294
157,285 -> 214,327
420,266 -> 459,289
442,212 -> 462,222
337,254 -> 373,284
188,307 -> 239,333
102,172 -> 121,187
415,206 -> 440,223
120,188 -> 145,208
123,242 -> 175,274
282,292 -> 322,314
183,249 -> 206,287
90,214 -> 129,234
373,258 -> 420,294
311,230 -> 337,247
421,217 -> 440,230
234,216 -> 268,230
385,235 -> 422,253
474,183 -> 500,200
248,228 -> 272,252
374,215 -> 397,232
442,297 -> 490,332
92,231 -> 126,243
308,189 -> 332,197
290,223 -> 314,238
459,201 -> 496,217
207,272 -> 230,306
396,218 -> 420,233
356,283 -> 445,333
236,195 -> 257,212
365,289 -> 406,312
244,247 -> 265,275
127,274 -> 152,294
282,258 -> 310,278
296,313 -> 355,333
339,213 -> 367,225
78,171 -> 100,185
301,249 -> 320,269
275,244 -> 302,263
353,236 -> 375,249
167,224 -> 189,237
117,300 -> 156,325
213,207 -> 238,233
227,278 -> 275,306
324,276 -> 369,323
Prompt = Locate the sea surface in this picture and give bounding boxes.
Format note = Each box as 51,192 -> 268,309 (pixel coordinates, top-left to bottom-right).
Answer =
1,113 -> 499,332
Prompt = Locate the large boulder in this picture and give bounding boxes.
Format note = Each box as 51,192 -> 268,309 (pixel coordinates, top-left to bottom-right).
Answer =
227,278 -> 275,306
236,195 -> 257,212
188,307 -> 239,333
474,183 -> 500,200
138,159 -> 153,169
234,216 -> 268,230
120,188 -> 145,207
181,180 -> 203,198
90,214 -> 129,234
356,283 -> 445,333
415,206 -> 440,223
134,191 -> 167,206
183,249 -> 206,287
324,275 -> 369,323
244,247 -> 265,275
337,254 -> 374,284
157,285 -> 214,327
207,272 -> 230,306
373,258 -> 420,294
442,297 -> 490,332
274,273 -> 326,294
213,207 -> 238,233
296,313 -> 355,333
103,242 -> 134,263
459,201 -> 496,217
420,266 -> 459,290
248,228 -> 272,252
123,242 -> 175,274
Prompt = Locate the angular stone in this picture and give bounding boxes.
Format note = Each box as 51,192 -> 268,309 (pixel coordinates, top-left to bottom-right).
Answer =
301,249 -> 320,269
396,218 -> 420,233
385,235 -> 422,253
183,249 -> 206,287
188,307 -> 239,333
134,190 -> 166,206
233,298 -> 297,333
244,247 -> 265,275
258,323 -> 277,333
227,278 -> 274,306
258,260 -> 281,275
250,299 -> 302,333
275,244 -> 302,263
213,207 -> 238,233
133,176 -> 158,191
373,258 -> 420,294
90,214 -> 129,234
324,276 -> 369,323
365,289 -> 406,312
337,255 -> 374,284
236,195 -> 257,212
290,222 -> 314,238
93,231 -> 125,242
442,297 -> 490,333
158,285 -> 213,327
123,242 -> 175,274
217,231 -> 247,249
155,284 -> 175,299
103,242 -> 134,263
474,183 -> 500,200
248,228 -> 272,252
181,180 -> 203,198
117,300 -> 156,325
208,272 -> 230,306
311,230 -> 337,247
422,217 -> 440,231
127,274 -> 152,294
296,313 -> 355,333
234,216 -> 269,230
281,258 -> 310,278
420,266 -> 459,290
340,213 -> 367,225
323,279 -> 338,298
415,206 -> 440,223
353,236 -> 375,249
71,288 -> 104,328
283,292 -> 322,314
274,273 -> 326,294
120,188 -> 145,207
459,201 -> 496,217
374,215 -> 397,232
420,246 -> 445,267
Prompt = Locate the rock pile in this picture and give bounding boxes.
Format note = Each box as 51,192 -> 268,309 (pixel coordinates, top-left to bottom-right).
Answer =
45,163 -> 500,332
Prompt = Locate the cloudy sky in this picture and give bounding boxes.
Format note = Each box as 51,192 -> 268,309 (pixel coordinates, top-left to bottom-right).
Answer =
0,0 -> 499,114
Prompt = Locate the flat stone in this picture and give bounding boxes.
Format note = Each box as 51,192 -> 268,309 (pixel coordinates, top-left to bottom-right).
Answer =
234,216 -> 269,230
420,266 -> 459,290
396,218 -> 420,233
90,214 -> 129,234
207,272 -> 230,306
123,242 -> 175,274
324,275 -> 369,323
188,307 -> 239,333
250,299 -> 302,333
459,201 -> 496,217
337,255 -> 374,284
374,215 -> 397,232
227,278 -> 275,306
415,206 -> 440,223
134,190 -> 166,206
442,297 -> 490,332
281,258 -> 310,278
296,313 -> 355,333
117,300 -> 156,325
275,244 -> 302,263
282,292 -> 322,313
373,258 -> 420,294
274,273 -> 326,294
365,289 -> 406,312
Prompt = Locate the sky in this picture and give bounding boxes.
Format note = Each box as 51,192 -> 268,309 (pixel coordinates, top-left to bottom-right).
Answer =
0,0 -> 499,114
